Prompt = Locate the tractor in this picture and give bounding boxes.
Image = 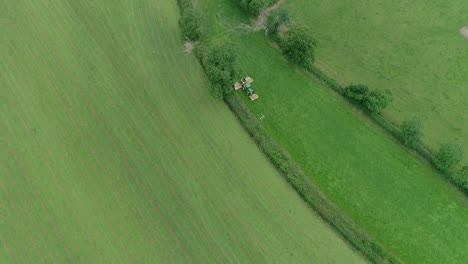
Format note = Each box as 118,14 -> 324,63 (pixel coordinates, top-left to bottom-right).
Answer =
233,76 -> 258,101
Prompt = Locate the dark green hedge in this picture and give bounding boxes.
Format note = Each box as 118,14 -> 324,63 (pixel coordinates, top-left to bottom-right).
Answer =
224,92 -> 402,264
177,0 -> 202,41
234,0 -> 278,16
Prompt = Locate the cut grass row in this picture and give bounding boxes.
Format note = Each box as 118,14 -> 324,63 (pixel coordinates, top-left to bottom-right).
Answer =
197,1 -> 468,263
0,0 -> 364,262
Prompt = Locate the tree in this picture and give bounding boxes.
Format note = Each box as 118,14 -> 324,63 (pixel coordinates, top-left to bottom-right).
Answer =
458,165 -> 468,188
179,9 -> 202,41
344,84 -> 369,103
400,118 -> 423,148
266,8 -> 289,38
280,27 -> 317,67
202,42 -> 238,99
433,144 -> 463,174
363,89 -> 392,114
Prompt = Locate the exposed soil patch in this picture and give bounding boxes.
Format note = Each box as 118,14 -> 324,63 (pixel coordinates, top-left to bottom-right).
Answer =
460,26 -> 468,39
184,41 -> 195,53
277,24 -> 288,37
254,0 -> 285,31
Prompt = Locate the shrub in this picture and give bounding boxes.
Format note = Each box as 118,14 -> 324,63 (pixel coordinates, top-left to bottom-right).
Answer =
179,9 -> 202,41
363,89 -> 392,114
344,84 -> 369,103
266,8 -> 289,38
400,118 -> 423,148
280,26 -> 317,67
456,164 -> 468,188
308,65 -> 344,93
201,42 -> 238,99
433,144 -> 463,174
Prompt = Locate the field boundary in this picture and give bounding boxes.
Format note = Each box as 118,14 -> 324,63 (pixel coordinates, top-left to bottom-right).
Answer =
305,64 -> 468,197
224,92 -> 401,264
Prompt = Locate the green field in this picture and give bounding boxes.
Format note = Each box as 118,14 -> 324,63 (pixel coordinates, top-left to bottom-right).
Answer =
0,1 -> 366,263
285,0 -> 468,162
198,1 -> 468,263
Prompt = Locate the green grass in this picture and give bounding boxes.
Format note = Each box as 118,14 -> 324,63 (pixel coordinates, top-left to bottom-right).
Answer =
0,0 -> 366,263
285,0 -> 468,163
198,1 -> 468,263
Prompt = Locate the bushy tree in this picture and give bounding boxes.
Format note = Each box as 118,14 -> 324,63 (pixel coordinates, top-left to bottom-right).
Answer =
458,165 -> 468,188
400,118 -> 423,148
363,89 -> 392,114
266,8 -> 289,38
344,84 -> 369,103
280,27 -> 317,67
344,85 -> 392,113
179,9 -> 202,41
202,43 -> 238,99
433,144 -> 463,174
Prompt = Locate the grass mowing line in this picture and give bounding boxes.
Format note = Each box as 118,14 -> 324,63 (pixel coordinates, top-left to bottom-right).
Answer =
80,14 -> 232,259
50,66 -> 179,261
81,50 -> 228,261
65,1 -> 138,66
0,169 -> 26,263
135,20 -> 265,260
134,32 -> 272,259
3,32 -> 134,262
57,5 -> 260,258
48,84 -> 167,262
2,52 -> 125,263
7,8 -> 141,262
19,4 -> 193,260
135,7 -> 326,256
154,106 -> 266,260
4,20 -> 169,261
61,66 -> 195,262
2,93 -> 76,264
0,164 -> 29,264
2,138 -> 53,264
1,69 -> 62,264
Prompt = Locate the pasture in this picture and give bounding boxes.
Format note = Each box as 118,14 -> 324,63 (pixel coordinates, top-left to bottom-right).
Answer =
285,0 -> 468,162
0,0 -> 365,263
198,1 -> 468,263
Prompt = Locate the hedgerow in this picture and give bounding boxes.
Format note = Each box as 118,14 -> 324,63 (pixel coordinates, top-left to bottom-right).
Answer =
177,0 -> 202,41
200,42 -> 239,99
306,62 -> 468,195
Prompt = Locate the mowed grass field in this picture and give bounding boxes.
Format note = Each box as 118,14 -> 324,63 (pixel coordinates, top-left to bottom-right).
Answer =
286,0 -> 468,162
0,0 -> 366,263
198,1 -> 468,263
